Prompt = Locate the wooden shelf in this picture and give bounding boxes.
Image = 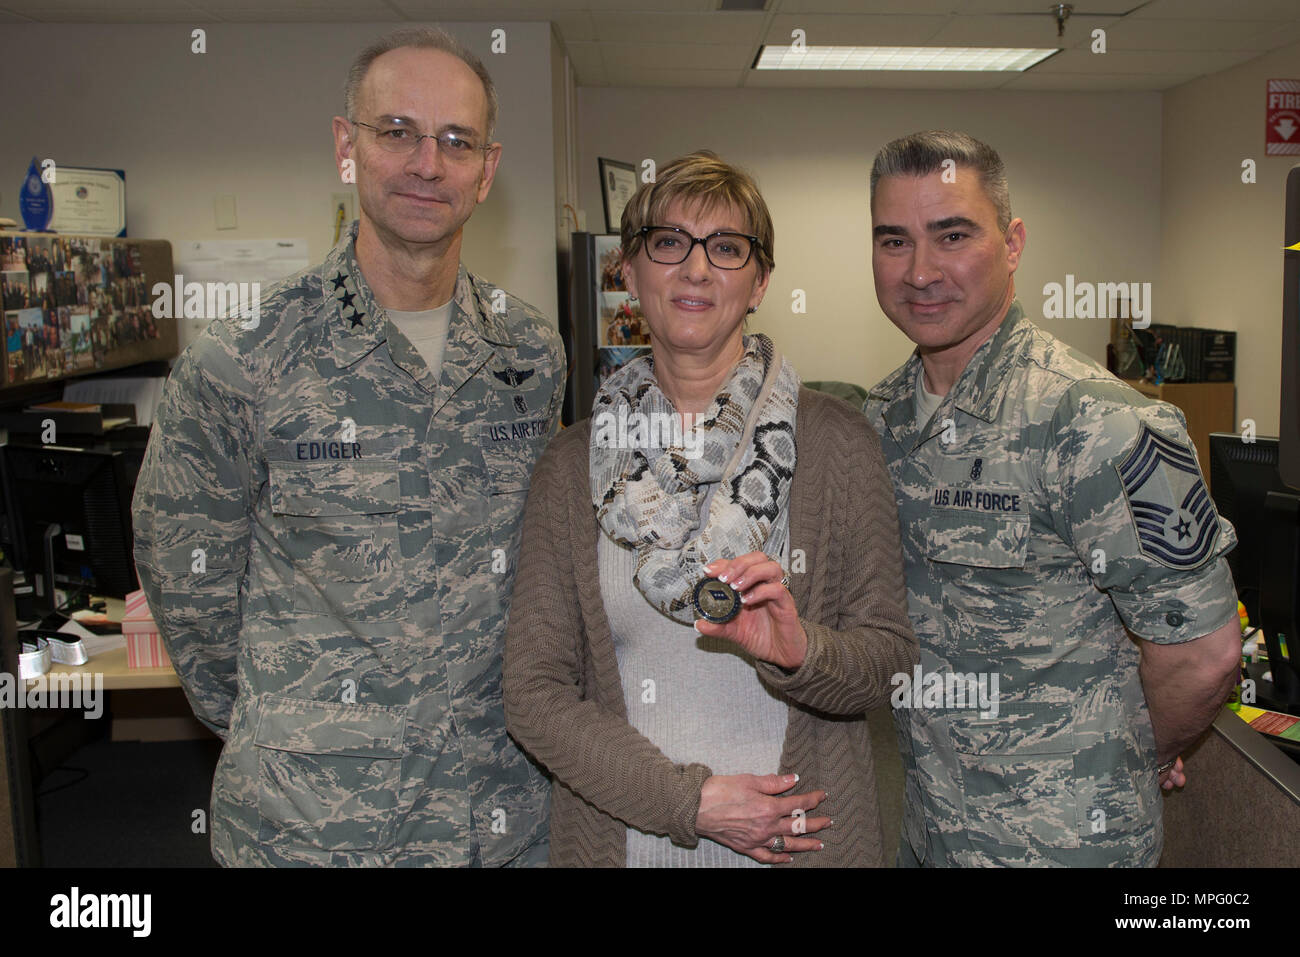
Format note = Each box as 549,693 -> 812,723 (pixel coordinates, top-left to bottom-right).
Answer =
1122,379 -> 1235,475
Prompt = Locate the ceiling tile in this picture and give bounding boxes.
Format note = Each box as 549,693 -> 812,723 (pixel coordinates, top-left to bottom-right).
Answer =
1002,71 -> 1198,91
1238,21 -> 1300,50
958,0 -> 1129,12
190,0 -> 391,8
188,0 -> 396,20
574,0 -> 715,9
744,67 -> 1010,88
590,10 -> 766,45
391,0 -> 712,14
550,10 -> 595,42
562,39 -> 607,83
3,0 -> 1294,96
777,0 -> 960,11
926,14 -> 1115,48
601,65 -> 742,87
1099,16 -> 1285,50
1131,0 -> 1300,19
764,13 -> 949,46
1033,47 -> 1260,75
592,40 -> 756,71
11,0 -> 207,20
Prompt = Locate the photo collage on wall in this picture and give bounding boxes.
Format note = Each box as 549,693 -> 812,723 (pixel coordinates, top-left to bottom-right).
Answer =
594,234 -> 650,390
1,234 -> 160,386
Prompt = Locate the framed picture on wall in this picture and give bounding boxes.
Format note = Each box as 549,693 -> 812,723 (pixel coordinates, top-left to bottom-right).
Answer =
599,158 -> 637,234
48,167 -> 127,237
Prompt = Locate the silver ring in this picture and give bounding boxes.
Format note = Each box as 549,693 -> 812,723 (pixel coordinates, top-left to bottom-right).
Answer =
780,575 -> 791,589
770,835 -> 786,852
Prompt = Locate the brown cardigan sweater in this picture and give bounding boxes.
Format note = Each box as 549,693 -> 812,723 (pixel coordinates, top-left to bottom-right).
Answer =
503,387 -> 917,867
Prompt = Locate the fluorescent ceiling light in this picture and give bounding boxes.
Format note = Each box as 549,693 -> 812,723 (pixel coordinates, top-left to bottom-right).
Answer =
753,45 -> 1057,72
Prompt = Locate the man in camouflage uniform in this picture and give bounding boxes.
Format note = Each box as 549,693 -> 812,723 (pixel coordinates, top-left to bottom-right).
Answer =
862,131 -> 1242,866
132,28 -> 564,866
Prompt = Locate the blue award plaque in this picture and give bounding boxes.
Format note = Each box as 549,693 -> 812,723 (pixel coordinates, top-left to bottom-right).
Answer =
20,157 -> 53,231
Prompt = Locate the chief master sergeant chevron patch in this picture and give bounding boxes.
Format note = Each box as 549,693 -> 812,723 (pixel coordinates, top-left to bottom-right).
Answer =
1116,423 -> 1221,568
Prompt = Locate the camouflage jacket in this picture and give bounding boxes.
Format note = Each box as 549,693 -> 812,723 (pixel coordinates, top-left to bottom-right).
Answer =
863,301 -> 1238,866
132,222 -> 565,866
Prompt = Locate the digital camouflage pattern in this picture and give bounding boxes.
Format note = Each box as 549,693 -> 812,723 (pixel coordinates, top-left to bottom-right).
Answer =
863,301 -> 1238,866
133,221 -> 565,866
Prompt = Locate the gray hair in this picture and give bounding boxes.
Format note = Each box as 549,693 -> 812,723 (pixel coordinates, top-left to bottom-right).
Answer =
869,130 -> 1011,233
344,27 -> 499,139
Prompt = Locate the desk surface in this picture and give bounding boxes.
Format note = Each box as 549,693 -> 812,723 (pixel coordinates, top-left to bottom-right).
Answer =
42,645 -> 180,691
1217,705 -> 1300,804
29,595 -> 179,690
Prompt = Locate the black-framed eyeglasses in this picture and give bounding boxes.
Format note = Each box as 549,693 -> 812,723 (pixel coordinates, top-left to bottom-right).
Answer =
638,226 -> 760,270
352,120 -> 494,162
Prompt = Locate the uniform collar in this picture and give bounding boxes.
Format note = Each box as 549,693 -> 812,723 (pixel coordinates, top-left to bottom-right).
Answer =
951,299 -> 1030,424
866,346 -> 925,451
324,221 -> 519,372
867,300 -> 1030,450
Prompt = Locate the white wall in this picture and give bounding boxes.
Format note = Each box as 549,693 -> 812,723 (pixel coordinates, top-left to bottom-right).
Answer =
0,22 -> 561,343
578,87 -> 1164,391
1160,38 -> 1300,437
7,18 -> 1287,416
551,25 -> 578,256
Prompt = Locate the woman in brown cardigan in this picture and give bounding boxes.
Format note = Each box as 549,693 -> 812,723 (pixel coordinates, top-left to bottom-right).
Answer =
503,151 -> 917,867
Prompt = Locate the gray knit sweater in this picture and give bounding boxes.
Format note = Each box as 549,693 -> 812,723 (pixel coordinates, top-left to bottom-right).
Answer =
503,387 -> 918,867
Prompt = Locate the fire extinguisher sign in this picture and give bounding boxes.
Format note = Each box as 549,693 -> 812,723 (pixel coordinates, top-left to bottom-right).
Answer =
1267,79 -> 1300,156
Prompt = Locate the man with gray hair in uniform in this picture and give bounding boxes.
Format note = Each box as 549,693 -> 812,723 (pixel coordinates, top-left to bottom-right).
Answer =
133,27 -> 565,866
863,130 -> 1241,866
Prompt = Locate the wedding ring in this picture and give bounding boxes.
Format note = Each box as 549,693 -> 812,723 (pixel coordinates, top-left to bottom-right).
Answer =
780,575 -> 791,590
770,835 -> 786,852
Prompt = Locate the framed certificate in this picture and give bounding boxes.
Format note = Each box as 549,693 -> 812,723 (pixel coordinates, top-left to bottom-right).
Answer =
599,158 -> 637,234
49,168 -> 126,237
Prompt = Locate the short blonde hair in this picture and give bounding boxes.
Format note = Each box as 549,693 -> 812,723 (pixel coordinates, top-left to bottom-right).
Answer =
620,151 -> 774,277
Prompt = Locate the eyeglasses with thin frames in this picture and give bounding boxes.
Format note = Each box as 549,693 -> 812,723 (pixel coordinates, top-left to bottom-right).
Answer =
638,226 -> 760,270
352,120 -> 495,163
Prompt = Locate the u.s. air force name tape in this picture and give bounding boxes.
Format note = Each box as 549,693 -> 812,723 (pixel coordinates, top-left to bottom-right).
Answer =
18,633 -> 89,679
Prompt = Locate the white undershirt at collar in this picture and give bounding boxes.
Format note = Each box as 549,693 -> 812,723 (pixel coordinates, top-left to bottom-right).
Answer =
914,363 -> 944,432
386,300 -> 453,380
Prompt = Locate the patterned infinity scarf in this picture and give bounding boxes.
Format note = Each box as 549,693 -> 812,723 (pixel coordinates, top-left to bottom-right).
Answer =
590,333 -> 799,624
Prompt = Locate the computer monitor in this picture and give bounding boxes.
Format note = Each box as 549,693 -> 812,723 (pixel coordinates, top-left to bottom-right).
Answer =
1258,490 -> 1300,707
1208,433 -> 1300,708
1210,435 -> 1289,621
0,444 -> 139,606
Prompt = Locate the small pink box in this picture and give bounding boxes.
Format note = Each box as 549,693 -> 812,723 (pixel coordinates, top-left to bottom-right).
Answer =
122,589 -> 171,669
